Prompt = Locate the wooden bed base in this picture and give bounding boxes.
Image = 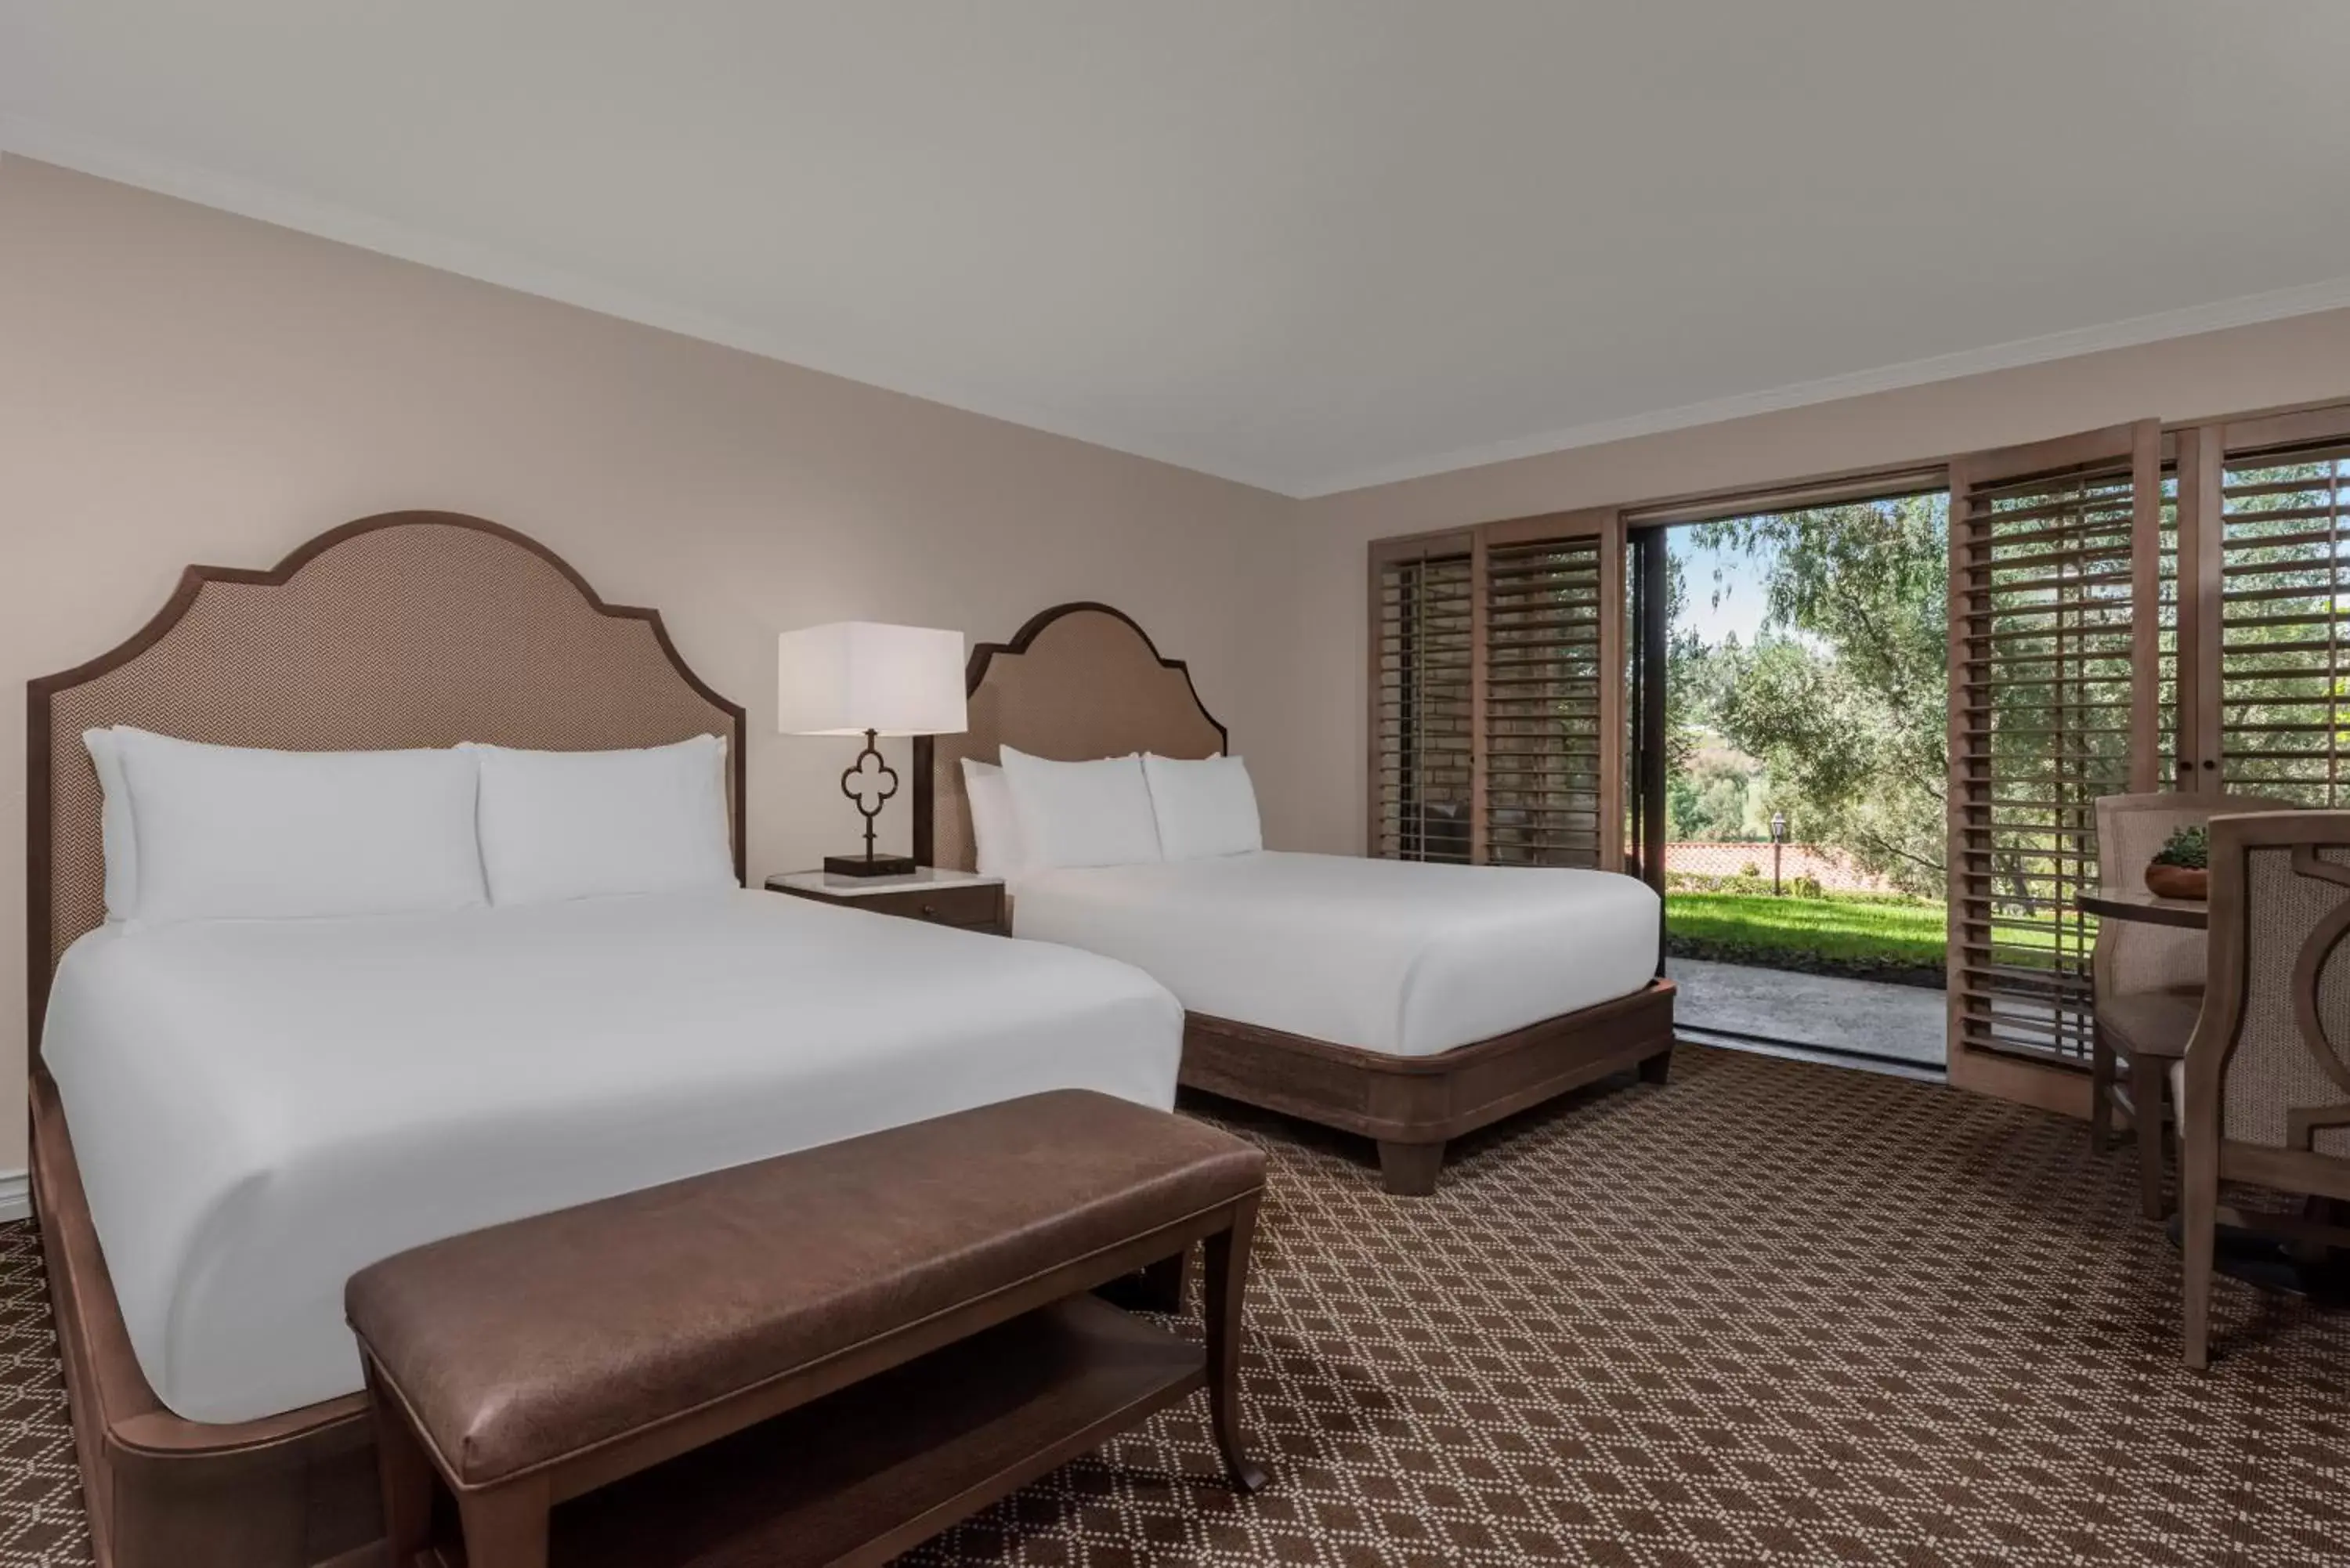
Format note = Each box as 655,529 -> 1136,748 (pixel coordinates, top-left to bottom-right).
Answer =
33,1070 -> 385,1568
1180,980 -> 1677,1195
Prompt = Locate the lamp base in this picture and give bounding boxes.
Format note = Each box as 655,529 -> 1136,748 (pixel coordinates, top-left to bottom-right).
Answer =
823,852 -> 918,879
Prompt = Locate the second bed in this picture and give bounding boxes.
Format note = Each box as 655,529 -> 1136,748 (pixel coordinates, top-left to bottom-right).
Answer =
916,602 -> 1676,1194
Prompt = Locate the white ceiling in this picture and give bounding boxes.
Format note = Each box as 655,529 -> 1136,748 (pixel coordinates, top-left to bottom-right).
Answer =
7,2 -> 2350,497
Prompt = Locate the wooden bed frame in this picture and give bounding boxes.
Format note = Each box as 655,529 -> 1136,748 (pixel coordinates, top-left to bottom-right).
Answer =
25,513 -> 747,1568
912,602 -> 1676,1197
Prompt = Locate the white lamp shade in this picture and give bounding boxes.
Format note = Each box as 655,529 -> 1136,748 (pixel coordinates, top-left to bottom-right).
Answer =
777,622 -> 968,737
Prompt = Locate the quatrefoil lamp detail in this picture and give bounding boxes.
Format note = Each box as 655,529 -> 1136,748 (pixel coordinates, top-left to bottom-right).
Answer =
778,622 -> 968,877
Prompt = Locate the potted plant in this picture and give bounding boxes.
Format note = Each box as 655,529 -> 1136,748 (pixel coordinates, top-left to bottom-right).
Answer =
2146,823 -> 2209,900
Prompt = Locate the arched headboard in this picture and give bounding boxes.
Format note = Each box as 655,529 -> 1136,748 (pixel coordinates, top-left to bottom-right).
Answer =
914,602 -> 1225,872
27,511 -> 747,1042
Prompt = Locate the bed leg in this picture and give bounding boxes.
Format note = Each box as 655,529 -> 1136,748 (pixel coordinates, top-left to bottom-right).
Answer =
1639,1046 -> 1674,1085
1376,1140 -> 1445,1196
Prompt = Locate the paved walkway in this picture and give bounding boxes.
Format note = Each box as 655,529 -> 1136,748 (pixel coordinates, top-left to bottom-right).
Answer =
1670,956 -> 1946,1071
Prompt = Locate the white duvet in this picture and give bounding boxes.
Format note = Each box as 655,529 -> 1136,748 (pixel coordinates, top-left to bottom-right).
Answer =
1010,851 -> 1659,1057
42,890 -> 1182,1424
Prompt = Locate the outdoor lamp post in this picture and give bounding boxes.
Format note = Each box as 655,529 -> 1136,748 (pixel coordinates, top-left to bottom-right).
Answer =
1770,811 -> 1788,896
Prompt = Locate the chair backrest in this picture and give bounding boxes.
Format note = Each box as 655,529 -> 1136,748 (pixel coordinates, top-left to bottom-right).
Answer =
2190,810 -> 2350,1158
2092,791 -> 2292,1004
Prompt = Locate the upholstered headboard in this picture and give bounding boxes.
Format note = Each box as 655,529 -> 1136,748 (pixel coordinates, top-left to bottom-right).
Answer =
914,602 -> 1225,873
27,511 -> 747,1042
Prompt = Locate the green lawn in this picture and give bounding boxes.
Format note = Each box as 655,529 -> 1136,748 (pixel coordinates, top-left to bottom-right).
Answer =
1667,890 -> 2089,985
1671,891 -> 1946,970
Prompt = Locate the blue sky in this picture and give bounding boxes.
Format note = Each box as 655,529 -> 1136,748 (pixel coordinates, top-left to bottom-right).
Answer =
1671,530 -> 1773,648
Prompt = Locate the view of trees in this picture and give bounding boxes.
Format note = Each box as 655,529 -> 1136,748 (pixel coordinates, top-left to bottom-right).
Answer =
1669,494 -> 1950,897
1665,741 -> 1776,844
2214,455 -> 2350,804
1659,453 -> 2350,1003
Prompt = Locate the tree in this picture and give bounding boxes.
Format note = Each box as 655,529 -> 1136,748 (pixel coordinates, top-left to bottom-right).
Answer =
1689,495 -> 1949,894
1667,741 -> 1772,841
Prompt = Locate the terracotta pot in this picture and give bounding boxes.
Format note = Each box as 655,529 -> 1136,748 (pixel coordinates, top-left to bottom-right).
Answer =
2144,862 -> 2208,901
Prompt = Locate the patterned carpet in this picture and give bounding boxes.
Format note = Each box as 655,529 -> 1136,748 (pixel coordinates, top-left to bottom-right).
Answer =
3,1045 -> 2346,1566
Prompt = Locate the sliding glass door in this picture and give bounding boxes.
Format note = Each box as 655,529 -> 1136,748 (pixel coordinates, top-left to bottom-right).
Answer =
1369,399 -> 2350,1104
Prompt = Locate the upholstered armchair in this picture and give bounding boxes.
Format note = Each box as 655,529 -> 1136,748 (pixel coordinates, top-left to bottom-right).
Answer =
2178,809 -> 2350,1367
2091,792 -> 2290,1219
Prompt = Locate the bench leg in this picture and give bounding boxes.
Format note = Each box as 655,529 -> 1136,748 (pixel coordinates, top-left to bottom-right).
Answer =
1201,1198 -> 1269,1495
1376,1140 -> 1445,1196
1639,1046 -> 1673,1085
367,1360 -> 437,1568
456,1479 -> 551,1568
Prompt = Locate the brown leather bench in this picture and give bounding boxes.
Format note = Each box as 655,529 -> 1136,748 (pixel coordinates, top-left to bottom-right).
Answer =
346,1089 -> 1268,1568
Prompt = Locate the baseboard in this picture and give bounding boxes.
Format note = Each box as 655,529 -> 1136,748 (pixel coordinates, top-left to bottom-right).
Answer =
0,1170 -> 29,1223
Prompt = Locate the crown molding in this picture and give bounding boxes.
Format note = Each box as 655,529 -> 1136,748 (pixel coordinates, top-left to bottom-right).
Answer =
0,118 -> 1296,497
1297,273 -> 2350,498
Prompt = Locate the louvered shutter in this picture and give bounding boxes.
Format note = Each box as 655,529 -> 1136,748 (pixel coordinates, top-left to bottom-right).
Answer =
1947,421 -> 2166,1108
1370,537 -> 1475,862
2200,414 -> 2350,803
1484,529 -> 1614,868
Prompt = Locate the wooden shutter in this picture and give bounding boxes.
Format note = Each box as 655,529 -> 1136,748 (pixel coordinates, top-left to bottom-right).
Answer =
1368,514 -> 1625,870
1947,421 -> 2165,1112
1481,512 -> 1623,870
2186,407 -> 2350,803
1369,535 -> 1475,861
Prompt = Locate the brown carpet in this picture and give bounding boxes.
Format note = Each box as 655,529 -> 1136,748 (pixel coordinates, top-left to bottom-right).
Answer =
4,1045 -> 2347,1566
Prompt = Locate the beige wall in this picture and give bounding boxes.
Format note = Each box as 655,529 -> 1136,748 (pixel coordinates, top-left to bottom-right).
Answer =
0,157 -> 1297,1172
1274,306 -> 2350,858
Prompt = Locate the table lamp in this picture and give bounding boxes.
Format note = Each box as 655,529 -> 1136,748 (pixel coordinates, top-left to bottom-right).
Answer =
777,621 -> 967,877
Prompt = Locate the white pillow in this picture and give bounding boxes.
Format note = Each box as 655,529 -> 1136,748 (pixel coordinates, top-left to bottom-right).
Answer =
1143,753 -> 1264,860
961,758 -> 1031,879
997,746 -> 1162,871
109,728 -> 487,928
471,735 -> 734,905
82,728 -> 139,923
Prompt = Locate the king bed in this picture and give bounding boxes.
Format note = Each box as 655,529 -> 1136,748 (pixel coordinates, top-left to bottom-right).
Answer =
913,602 -> 1676,1197
26,516 -> 1184,1568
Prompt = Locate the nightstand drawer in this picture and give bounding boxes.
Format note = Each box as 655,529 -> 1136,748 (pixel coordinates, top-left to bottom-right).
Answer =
859,883 -> 1003,929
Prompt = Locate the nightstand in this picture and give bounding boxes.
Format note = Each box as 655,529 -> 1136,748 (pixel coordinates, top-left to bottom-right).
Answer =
764,867 -> 1007,934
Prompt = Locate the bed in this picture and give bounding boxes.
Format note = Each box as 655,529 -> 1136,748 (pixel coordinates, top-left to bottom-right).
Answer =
24,518 -> 1183,1568
1012,852 -> 1659,1057
913,602 -> 1676,1197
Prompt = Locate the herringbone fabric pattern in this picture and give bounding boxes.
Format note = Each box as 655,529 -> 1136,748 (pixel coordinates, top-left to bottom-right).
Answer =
3,1046 -> 2345,1565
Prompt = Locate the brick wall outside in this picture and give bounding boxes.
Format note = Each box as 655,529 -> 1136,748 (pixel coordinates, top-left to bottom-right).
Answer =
1665,841 -> 1891,893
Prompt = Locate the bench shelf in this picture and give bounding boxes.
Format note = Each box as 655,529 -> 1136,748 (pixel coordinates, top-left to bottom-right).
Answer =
422,1297 -> 1208,1568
